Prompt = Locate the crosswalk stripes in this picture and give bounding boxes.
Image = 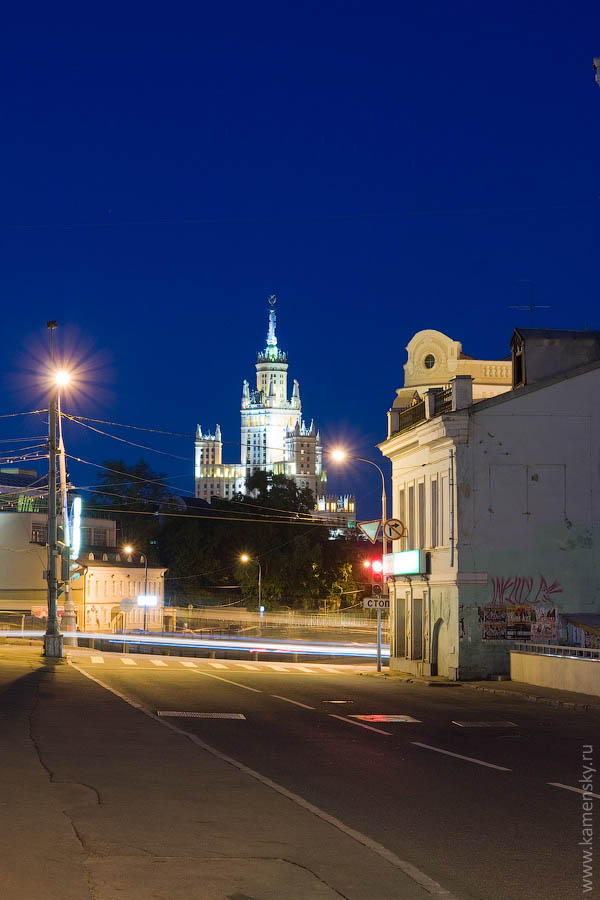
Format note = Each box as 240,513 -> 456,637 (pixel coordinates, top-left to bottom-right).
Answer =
84,655 -> 365,673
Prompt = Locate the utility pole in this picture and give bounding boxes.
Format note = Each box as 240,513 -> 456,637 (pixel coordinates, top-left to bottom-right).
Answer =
44,320 -> 63,658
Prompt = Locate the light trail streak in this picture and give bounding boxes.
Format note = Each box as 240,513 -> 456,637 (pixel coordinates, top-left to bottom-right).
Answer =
0,630 -> 390,658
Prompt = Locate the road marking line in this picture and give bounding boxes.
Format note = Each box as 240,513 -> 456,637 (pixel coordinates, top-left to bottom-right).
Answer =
90,656 -> 104,664
179,661 -> 197,668
193,670 -> 262,694
69,659 -> 461,900
266,664 -> 289,671
294,666 -> 313,672
352,715 -> 421,723
208,662 -> 227,669
548,782 -> 600,800
239,664 -> 259,670
121,658 -> 136,666
329,714 -> 392,736
150,658 -> 167,666
271,694 -> 316,710
411,742 -> 511,771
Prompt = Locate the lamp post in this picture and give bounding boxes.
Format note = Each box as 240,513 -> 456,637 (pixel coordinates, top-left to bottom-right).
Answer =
330,450 -> 389,560
57,376 -> 78,642
44,328 -> 72,658
330,449 -> 389,669
240,554 -> 262,613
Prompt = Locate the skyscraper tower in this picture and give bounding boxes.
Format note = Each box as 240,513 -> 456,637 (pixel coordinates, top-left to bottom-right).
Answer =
194,296 -> 355,526
241,295 -> 301,476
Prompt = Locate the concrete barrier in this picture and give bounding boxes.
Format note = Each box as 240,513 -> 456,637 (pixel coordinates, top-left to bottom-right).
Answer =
510,650 -> 600,697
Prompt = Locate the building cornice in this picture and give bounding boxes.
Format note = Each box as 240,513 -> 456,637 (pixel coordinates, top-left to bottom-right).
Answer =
378,410 -> 469,458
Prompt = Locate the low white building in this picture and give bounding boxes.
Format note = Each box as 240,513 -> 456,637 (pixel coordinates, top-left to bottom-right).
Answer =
0,510 -> 166,633
379,328 -> 600,679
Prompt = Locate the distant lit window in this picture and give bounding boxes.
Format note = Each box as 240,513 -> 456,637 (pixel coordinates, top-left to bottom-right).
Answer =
31,522 -> 48,544
424,354 -> 435,369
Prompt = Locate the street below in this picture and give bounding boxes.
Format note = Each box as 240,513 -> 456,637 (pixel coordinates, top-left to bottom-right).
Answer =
62,646 -> 598,900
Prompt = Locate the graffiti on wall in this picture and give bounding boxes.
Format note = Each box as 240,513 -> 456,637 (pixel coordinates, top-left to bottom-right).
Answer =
480,574 -> 562,642
491,575 -> 562,606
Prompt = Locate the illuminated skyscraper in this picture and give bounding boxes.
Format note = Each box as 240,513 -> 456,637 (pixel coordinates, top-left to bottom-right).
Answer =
194,296 -> 355,526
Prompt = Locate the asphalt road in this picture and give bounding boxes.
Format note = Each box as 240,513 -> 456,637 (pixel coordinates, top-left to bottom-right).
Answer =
70,650 -> 598,900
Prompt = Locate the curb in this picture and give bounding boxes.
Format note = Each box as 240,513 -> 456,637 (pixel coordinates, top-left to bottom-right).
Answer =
461,681 -> 600,712
362,669 -> 600,711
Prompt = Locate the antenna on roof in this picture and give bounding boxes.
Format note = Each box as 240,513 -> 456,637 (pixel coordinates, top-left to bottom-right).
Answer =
508,280 -> 550,324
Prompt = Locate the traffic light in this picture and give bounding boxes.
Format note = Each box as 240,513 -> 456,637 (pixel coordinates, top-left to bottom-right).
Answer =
371,559 -> 383,596
361,558 -> 383,595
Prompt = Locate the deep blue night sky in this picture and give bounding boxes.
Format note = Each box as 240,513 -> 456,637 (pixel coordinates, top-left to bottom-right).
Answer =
1,1 -> 599,518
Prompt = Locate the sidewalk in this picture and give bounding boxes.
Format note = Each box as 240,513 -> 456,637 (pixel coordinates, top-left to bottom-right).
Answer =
371,668 -> 600,712
0,645 -> 445,900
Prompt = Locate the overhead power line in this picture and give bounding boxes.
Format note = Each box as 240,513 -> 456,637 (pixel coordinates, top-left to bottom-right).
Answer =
83,504 -> 335,528
0,409 -> 48,418
64,414 -> 193,438
64,416 -> 191,461
1,199 -> 597,231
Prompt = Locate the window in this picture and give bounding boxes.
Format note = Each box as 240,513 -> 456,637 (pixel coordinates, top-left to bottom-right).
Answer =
424,354 -> 435,369
398,488 -> 406,547
440,475 -> 447,545
418,482 -> 425,549
431,479 -> 438,547
93,528 -> 108,547
407,486 -> 415,550
31,522 -> 48,544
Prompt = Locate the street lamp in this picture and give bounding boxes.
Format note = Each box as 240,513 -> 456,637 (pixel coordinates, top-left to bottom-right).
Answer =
44,342 -> 73,658
240,553 -> 263,613
329,449 -> 389,559
331,449 -> 389,671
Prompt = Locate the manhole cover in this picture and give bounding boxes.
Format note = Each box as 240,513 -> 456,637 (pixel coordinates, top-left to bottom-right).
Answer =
452,720 -> 517,728
157,712 -> 246,719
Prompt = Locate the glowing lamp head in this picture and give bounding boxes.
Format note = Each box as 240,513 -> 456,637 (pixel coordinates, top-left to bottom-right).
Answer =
371,560 -> 383,574
55,370 -> 71,387
331,449 -> 346,462
123,545 -> 133,555
240,554 -> 250,563
362,560 -> 372,569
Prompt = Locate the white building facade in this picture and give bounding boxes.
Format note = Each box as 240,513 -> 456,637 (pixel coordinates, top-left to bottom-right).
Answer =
379,328 -> 600,679
0,510 -> 166,633
195,296 -> 353,521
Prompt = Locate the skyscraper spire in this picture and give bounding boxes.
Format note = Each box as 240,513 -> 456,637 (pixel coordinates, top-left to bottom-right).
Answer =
266,294 -> 277,351
258,294 -> 286,364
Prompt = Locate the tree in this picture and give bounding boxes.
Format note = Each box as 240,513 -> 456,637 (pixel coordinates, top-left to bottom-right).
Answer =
90,459 -> 175,554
